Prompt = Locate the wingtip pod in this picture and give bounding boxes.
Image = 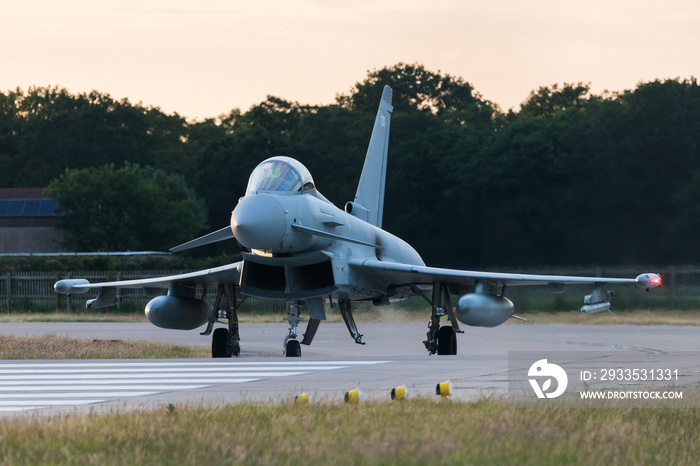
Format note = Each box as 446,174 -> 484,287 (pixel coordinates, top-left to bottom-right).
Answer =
54,279 -> 91,295
636,273 -> 662,290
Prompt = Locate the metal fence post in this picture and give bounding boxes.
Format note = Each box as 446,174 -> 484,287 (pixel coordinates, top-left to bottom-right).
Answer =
5,272 -> 11,313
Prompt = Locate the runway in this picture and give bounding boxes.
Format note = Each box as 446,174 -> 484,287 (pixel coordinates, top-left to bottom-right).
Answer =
0,360 -> 390,413
0,321 -> 699,414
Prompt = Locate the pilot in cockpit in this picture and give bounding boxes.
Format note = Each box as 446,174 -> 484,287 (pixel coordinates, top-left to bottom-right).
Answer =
246,157 -> 316,194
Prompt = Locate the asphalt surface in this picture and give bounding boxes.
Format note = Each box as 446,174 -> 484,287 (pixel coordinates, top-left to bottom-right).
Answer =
0,321 -> 698,415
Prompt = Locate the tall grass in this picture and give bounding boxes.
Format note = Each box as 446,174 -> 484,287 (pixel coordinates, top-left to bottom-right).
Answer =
1,397 -> 699,465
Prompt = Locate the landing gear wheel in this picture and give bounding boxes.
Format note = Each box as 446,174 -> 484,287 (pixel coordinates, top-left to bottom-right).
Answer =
212,328 -> 231,358
437,326 -> 457,355
285,339 -> 301,357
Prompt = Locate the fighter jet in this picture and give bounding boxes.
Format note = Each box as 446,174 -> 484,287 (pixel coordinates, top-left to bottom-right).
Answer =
55,86 -> 661,357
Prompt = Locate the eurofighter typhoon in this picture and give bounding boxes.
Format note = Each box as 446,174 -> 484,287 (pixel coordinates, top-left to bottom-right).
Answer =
55,86 -> 661,357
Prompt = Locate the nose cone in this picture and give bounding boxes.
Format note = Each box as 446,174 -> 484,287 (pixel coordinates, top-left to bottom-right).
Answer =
231,194 -> 287,250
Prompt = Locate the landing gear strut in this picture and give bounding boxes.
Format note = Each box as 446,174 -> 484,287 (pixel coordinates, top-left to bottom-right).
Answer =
202,284 -> 246,358
339,299 -> 365,345
421,283 -> 462,355
284,301 -> 303,357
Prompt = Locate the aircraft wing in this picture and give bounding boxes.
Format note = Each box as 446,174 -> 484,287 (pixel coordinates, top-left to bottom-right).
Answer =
55,262 -> 242,295
349,259 -> 657,289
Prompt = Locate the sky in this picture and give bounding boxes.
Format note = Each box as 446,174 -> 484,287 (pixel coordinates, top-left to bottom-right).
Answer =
1,0 -> 699,119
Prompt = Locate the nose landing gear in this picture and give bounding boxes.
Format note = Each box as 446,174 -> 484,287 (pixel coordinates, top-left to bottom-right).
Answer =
284,301 -> 303,357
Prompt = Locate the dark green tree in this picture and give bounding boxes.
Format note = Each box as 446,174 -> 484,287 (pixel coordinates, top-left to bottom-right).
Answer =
519,82 -> 593,118
0,86 -> 191,188
337,62 -> 492,115
46,163 -> 207,251
4,70 -> 700,267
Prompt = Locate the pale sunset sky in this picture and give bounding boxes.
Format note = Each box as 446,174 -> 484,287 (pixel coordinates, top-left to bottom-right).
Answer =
1,0 -> 698,119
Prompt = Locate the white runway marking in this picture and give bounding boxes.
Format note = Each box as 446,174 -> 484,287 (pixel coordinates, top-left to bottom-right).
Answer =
0,400 -> 110,407
0,361 -> 390,368
0,366 -> 349,374
0,392 -> 157,399
0,385 -> 210,391
0,378 -> 262,385
0,360 -> 389,413
0,371 -> 311,381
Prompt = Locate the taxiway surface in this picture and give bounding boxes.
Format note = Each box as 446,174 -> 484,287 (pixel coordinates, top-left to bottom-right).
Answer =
0,321 -> 698,414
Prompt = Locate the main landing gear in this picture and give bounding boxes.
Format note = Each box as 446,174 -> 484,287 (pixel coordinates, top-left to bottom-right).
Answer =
202,282 -> 461,357
202,284 -> 246,358
419,283 -> 462,355
203,289 -> 367,358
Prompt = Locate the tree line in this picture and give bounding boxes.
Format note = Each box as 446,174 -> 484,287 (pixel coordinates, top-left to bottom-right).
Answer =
1,63 -> 699,268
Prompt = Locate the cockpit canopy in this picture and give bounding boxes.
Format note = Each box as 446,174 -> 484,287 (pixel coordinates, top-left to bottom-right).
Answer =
245,157 -> 315,195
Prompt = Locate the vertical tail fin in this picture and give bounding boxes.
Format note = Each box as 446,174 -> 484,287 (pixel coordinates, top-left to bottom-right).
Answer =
353,85 -> 393,228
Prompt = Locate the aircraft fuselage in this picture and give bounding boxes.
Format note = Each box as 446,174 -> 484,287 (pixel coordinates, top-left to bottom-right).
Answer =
231,188 -> 424,302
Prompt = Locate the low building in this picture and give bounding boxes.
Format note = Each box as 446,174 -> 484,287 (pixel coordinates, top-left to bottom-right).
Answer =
0,188 -> 64,253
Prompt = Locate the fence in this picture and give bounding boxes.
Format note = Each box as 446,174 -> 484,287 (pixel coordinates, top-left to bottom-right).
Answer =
2,266 -> 700,314
0,270 -> 287,314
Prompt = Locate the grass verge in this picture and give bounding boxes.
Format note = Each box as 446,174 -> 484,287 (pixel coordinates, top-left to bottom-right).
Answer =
0,335 -> 209,359
0,313 -> 147,323
1,397 -> 699,465
506,309 -> 700,326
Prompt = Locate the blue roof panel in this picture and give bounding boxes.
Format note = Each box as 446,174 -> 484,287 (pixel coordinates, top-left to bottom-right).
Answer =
0,199 -> 59,217
38,199 -> 59,216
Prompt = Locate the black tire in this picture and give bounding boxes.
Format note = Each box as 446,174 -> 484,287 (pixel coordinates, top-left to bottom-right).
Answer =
437,326 -> 457,355
285,339 -> 302,357
212,328 -> 231,358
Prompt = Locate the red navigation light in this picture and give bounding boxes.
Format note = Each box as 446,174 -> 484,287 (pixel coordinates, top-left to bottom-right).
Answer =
636,273 -> 662,290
